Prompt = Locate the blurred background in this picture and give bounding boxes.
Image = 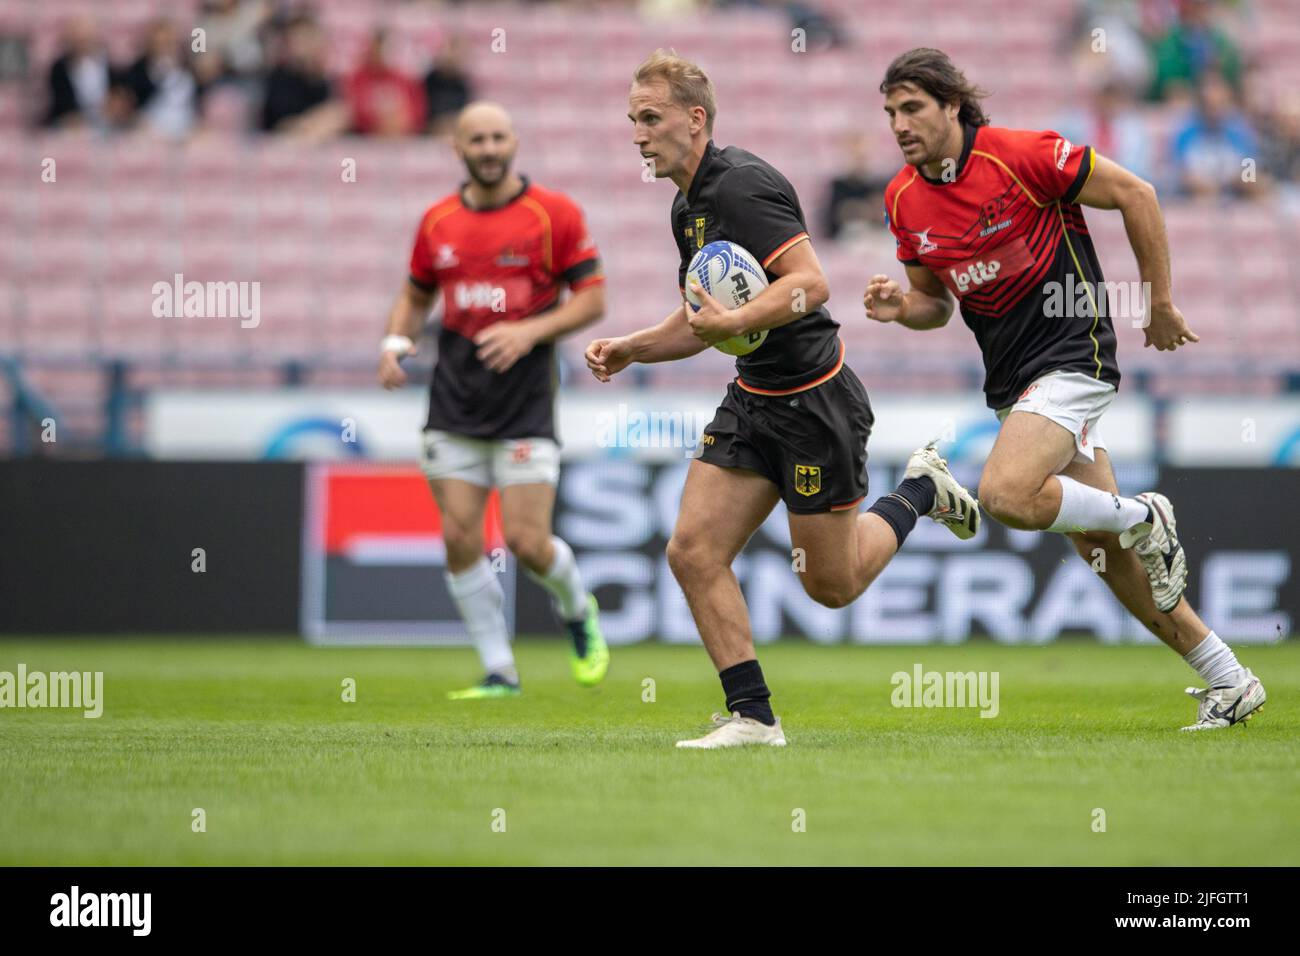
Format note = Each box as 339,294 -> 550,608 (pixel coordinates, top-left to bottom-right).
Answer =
0,0 -> 1295,644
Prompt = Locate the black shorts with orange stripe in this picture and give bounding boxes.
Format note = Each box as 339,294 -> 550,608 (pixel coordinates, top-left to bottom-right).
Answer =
696,362 -> 873,515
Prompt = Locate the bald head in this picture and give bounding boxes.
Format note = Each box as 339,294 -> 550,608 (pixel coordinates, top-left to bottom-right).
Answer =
456,101 -> 513,138
453,102 -> 518,188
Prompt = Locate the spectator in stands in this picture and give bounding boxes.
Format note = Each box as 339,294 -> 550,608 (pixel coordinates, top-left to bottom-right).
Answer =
193,0 -> 270,86
260,15 -> 347,138
423,35 -> 473,135
347,29 -> 426,137
1149,0 -> 1242,102
1171,72 -> 1264,201
118,18 -> 199,140
822,134 -> 891,241
1065,1 -> 1151,99
1256,95 -> 1300,210
1057,78 -> 1157,191
43,16 -> 114,128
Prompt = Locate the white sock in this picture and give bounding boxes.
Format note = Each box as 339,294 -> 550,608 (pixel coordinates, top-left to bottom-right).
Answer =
1046,475 -> 1150,534
525,535 -> 588,621
1183,631 -> 1247,688
445,557 -> 515,679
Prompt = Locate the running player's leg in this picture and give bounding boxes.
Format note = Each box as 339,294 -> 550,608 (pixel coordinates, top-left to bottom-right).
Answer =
667,459 -> 780,731
1061,450 -> 1265,729
499,473 -> 607,686
1059,449 -> 1203,652
978,410 -> 1140,532
423,430 -> 516,696
788,508 -> 898,608
429,476 -> 518,693
981,393 -> 1186,612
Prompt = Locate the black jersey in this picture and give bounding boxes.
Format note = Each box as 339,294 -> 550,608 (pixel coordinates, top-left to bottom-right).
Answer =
672,141 -> 841,393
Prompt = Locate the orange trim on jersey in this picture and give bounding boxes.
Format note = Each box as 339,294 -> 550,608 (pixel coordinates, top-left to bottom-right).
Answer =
891,169 -> 919,224
735,339 -> 845,396
420,197 -> 464,241
970,150 -> 1046,207
569,271 -> 605,292
762,232 -> 810,268
517,194 -> 553,272
830,495 -> 865,512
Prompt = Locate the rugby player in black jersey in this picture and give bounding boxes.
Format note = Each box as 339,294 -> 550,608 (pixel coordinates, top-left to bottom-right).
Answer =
585,51 -> 980,748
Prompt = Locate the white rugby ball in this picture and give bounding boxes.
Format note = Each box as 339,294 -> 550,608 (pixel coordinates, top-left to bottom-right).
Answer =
685,241 -> 770,356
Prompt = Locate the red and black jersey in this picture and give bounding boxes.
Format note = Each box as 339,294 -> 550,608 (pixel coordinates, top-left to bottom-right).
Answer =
409,176 -> 603,440
885,123 -> 1118,409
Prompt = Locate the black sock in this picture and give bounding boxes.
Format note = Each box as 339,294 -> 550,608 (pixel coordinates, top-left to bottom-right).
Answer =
867,477 -> 936,547
718,659 -> 775,726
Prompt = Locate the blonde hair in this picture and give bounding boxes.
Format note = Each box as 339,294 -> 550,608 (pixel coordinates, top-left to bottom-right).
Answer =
632,49 -> 716,134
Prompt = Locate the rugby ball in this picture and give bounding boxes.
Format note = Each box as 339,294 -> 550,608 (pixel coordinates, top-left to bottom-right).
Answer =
685,241 -> 770,356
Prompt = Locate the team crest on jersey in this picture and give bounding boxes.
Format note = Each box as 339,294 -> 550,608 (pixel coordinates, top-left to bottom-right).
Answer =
794,464 -> 822,497
694,216 -> 707,249
978,197 -> 1012,236
496,246 -> 530,267
435,244 -> 458,269
910,228 -> 938,255
980,199 -> 1003,228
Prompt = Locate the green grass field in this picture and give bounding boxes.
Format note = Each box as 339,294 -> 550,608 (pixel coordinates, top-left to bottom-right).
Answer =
0,636 -> 1296,866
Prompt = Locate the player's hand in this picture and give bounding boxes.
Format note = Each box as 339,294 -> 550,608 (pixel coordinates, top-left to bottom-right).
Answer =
474,321 -> 538,374
378,344 -> 416,390
686,280 -> 742,345
1143,300 -> 1199,351
585,336 -> 634,382
864,274 -> 907,323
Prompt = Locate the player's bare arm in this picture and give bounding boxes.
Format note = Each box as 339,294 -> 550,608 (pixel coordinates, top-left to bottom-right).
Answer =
864,263 -> 953,330
378,278 -> 435,390
585,304 -> 708,382
476,283 -> 605,374
687,238 -> 829,345
1075,153 -> 1198,352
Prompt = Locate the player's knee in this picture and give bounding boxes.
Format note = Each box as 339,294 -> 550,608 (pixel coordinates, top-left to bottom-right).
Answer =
442,525 -> 483,565
801,574 -> 857,609
978,476 -> 1035,528
666,532 -> 716,582
504,528 -> 549,568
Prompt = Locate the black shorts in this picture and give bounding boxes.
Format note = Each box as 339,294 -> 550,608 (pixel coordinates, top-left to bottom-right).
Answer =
696,365 -> 874,514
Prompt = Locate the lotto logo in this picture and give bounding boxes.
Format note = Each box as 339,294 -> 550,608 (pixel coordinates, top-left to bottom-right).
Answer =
949,259 -> 1002,293
453,282 -> 506,311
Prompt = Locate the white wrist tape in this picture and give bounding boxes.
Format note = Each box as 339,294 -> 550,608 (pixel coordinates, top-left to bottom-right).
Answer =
381,334 -> 414,356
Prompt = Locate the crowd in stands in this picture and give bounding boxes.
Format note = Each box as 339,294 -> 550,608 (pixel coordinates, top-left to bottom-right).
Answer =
41,1 -> 473,141
824,0 -> 1299,239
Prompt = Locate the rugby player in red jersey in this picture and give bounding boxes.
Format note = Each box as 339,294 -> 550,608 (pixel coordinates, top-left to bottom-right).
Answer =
866,49 -> 1264,730
380,102 -> 608,698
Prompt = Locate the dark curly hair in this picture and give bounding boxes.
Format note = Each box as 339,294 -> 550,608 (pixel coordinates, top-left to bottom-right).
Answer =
880,48 -> 991,127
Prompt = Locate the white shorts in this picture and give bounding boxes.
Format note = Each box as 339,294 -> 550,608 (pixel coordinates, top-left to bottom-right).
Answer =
420,430 -> 561,487
995,370 -> 1114,464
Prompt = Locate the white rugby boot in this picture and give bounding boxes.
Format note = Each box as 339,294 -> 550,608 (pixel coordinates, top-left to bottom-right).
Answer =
904,442 -> 981,540
675,712 -> 787,749
1181,669 -> 1266,731
1118,492 -> 1188,613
